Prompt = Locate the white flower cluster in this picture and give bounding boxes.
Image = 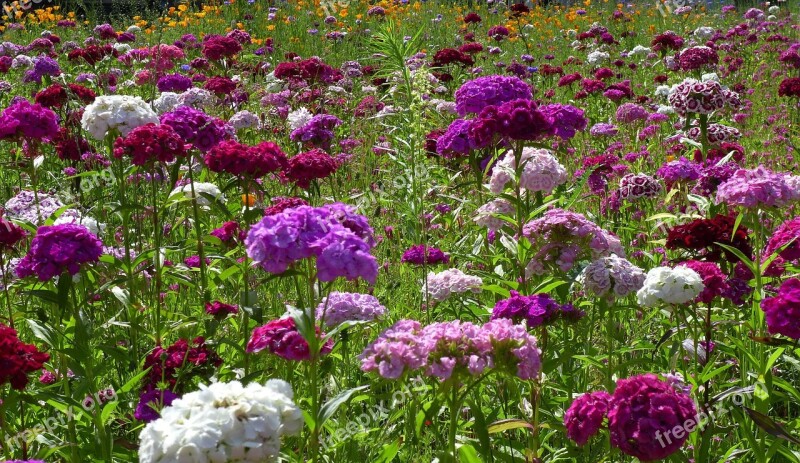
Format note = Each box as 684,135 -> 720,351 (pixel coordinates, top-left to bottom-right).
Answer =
636,266 -> 704,307
54,209 -> 106,236
287,107 -> 313,131
693,26 -> 715,41
229,110 -> 261,131
179,88 -> 215,109
138,379 -> 302,463
425,268 -> 483,302
81,95 -> 159,140
169,182 -> 224,207
152,92 -> 181,114
586,50 -> 610,66
628,45 -> 652,60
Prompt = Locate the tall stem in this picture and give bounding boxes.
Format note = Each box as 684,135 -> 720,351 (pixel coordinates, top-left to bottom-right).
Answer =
151,175 -> 163,344
448,382 -> 460,459
187,164 -> 209,303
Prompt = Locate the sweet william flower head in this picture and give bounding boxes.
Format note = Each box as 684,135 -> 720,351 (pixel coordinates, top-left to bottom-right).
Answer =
636,266 -> 704,307
16,224 -> 103,281
608,374 -> 697,461
564,391 -> 612,446
137,379 -> 302,463
81,95 -> 159,140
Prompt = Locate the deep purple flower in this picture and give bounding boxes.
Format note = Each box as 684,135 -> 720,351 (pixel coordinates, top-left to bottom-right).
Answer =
401,244 -> 450,265
16,224 -> 103,281
134,389 -> 178,422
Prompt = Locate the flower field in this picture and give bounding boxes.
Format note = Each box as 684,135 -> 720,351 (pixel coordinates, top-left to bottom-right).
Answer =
0,0 -> 799,462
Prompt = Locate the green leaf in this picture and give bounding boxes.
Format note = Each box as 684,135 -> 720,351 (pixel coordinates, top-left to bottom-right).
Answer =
743,407 -> 800,445
26,319 -> 58,348
318,385 -> 370,429
458,444 -> 484,463
487,418 -> 534,434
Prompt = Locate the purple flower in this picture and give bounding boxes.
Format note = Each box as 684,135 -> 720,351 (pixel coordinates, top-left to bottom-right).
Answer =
160,106 -> 228,152
454,75 -> 532,116
657,157 -> 701,188
156,73 -> 193,93
491,291 -> 580,328
134,389 -> 178,422
316,291 -> 386,328
523,209 -> 624,275
615,103 -> 649,123
539,104 -> 588,139
245,203 -> 377,284
589,122 -> 618,137
290,114 -> 342,150
436,118 -> 473,157
716,165 -> 800,208
401,244 -> 450,265
16,224 -> 103,281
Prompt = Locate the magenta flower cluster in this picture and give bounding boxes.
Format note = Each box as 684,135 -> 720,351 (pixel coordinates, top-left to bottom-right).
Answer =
453,75 -> 532,116
16,224 -> 103,281
715,165 -> 800,208
490,291 -> 583,328
565,374 -> 696,461
760,278 -> 800,339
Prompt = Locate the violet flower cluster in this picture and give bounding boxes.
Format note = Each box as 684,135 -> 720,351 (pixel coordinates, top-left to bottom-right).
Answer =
245,203 -> 378,284
316,291 -> 387,328
491,291 -> 583,328
16,224 -> 103,281
715,165 -> 800,209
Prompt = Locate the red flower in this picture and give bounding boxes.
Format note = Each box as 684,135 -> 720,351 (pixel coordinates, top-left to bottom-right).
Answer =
666,215 -> 752,263
143,337 -> 221,392
113,123 -> 188,166
0,324 -> 50,390
282,149 -> 339,188
463,13 -> 481,24
778,77 -> 800,98
201,35 -> 242,61
204,76 -> 237,95
204,140 -> 287,178
0,217 -> 26,249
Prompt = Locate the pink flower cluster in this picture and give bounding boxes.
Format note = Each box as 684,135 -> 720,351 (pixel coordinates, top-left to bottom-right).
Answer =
522,209 -> 624,275
359,318 -> 540,381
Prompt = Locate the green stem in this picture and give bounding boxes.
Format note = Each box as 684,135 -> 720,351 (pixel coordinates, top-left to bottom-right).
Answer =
448,382 -> 460,459
187,164 -> 209,303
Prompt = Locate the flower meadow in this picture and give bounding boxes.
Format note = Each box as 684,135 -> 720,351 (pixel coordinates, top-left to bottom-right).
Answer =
0,0 -> 799,462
